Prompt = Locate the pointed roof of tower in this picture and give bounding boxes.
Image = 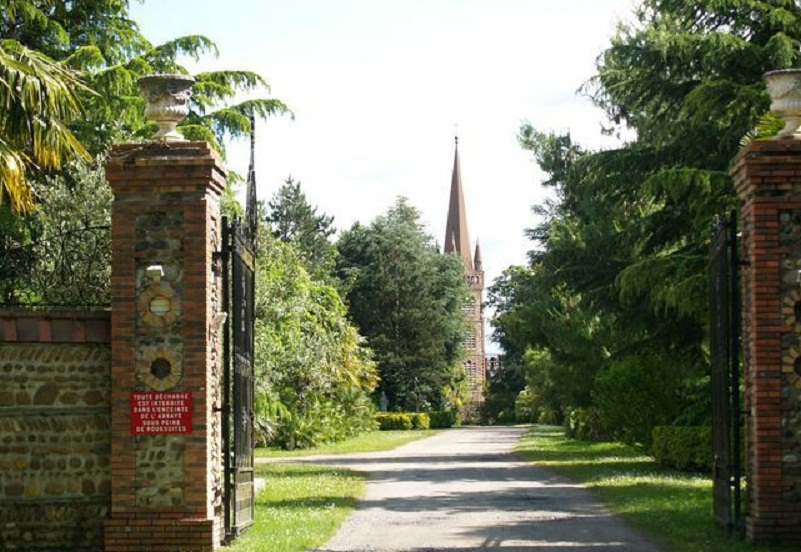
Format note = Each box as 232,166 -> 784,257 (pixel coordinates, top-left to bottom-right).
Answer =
474,240 -> 483,271
443,136 -> 473,271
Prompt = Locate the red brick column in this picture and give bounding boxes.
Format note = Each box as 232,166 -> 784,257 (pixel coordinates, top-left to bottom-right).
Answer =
103,142 -> 226,551
733,139 -> 801,545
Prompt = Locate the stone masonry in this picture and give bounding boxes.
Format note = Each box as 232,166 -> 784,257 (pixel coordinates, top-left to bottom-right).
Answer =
733,139 -> 801,545
0,311 -> 111,552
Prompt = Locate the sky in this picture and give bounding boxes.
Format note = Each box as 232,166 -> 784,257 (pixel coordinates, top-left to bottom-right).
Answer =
130,0 -> 637,352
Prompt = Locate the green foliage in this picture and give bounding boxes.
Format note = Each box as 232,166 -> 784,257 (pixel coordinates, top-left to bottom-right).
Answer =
651,426 -> 712,473
512,387 -> 535,424
593,354 -> 691,450
254,232 -> 378,449
410,412 -> 430,430
1,0 -> 291,159
265,177 -> 337,282
564,407 -> 606,442
374,412 -> 431,431
481,357 -> 526,425
337,197 -> 469,412
490,0 -> 796,444
0,159 -> 112,306
0,37 -> 91,212
427,410 -> 458,429
375,413 -> 413,431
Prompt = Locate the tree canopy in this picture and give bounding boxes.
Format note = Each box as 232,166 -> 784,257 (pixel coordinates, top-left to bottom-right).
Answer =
488,0 -> 796,445
337,197 -> 469,412
0,0 -> 291,212
264,177 -> 337,282
254,230 -> 378,449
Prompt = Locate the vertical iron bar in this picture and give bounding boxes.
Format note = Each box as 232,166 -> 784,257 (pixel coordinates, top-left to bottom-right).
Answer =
248,243 -> 256,519
221,217 -> 232,540
729,209 -> 742,534
711,214 -> 733,533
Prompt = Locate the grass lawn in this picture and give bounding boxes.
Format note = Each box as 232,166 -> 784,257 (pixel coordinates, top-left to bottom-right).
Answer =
515,425 -> 796,552
226,463 -> 368,552
255,429 -> 440,458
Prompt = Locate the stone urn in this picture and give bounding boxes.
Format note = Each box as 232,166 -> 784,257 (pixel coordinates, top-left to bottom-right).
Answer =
765,68 -> 801,139
138,73 -> 195,141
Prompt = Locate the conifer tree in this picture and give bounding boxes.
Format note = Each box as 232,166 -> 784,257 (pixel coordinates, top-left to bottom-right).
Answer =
337,197 -> 469,412
265,177 -> 337,281
490,0 -> 801,438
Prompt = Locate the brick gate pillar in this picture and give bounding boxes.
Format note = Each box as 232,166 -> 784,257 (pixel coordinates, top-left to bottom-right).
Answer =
733,139 -> 801,545
103,142 -> 226,551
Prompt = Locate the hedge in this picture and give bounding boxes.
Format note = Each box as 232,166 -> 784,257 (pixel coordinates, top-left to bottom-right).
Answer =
410,412 -> 430,430
428,410 -> 458,428
376,413 -> 413,430
651,426 -> 712,472
375,411 -> 455,430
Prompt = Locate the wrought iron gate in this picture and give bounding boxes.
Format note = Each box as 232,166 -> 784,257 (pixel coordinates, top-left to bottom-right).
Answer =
221,217 -> 256,539
709,210 -> 742,536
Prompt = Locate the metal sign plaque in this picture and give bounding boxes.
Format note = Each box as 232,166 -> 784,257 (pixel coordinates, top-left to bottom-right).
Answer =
130,391 -> 192,435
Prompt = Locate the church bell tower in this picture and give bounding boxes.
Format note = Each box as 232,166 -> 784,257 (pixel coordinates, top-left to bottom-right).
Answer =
443,137 -> 486,415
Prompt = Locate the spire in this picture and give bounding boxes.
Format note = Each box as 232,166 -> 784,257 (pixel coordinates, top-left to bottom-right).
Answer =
246,109 -> 258,243
474,240 -> 483,271
443,135 -> 473,270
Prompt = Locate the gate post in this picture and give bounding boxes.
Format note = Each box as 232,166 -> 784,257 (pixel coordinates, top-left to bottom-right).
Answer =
733,140 -> 801,545
103,141 -> 227,551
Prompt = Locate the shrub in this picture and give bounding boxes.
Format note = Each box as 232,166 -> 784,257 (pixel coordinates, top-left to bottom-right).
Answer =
564,407 -> 606,441
651,426 -> 712,472
410,412 -> 430,430
376,413 -> 413,430
513,387 -> 535,423
428,410 -> 458,428
496,410 -> 515,425
593,353 -> 687,450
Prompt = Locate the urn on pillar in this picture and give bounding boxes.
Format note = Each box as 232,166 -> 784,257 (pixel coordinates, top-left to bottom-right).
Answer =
138,73 -> 195,141
764,68 -> 801,139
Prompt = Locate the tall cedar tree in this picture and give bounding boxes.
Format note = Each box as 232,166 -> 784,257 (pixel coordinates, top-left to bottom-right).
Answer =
490,0 -> 801,429
337,197 -> 469,412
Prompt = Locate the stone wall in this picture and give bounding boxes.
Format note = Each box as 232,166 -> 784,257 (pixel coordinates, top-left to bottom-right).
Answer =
0,311 -> 111,552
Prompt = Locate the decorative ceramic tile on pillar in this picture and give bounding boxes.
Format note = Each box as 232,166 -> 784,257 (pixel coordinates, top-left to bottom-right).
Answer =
104,74 -> 226,552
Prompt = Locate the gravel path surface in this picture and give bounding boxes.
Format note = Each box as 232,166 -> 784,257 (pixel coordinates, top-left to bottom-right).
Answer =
260,426 -> 664,552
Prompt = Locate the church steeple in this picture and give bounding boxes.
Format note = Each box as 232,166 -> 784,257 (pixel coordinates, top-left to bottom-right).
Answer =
443,136 -> 473,270
441,134 -> 486,420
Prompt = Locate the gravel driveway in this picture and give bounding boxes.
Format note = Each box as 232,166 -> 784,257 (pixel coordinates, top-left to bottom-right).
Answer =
262,426 -> 664,552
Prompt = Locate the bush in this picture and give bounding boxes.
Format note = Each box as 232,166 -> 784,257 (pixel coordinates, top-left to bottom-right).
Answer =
410,412 -> 430,430
376,413 -> 413,430
651,426 -> 712,472
564,407 -> 606,441
513,387 -> 535,423
428,410 -> 458,428
593,354 -> 687,450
